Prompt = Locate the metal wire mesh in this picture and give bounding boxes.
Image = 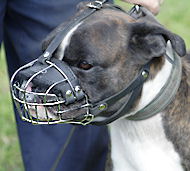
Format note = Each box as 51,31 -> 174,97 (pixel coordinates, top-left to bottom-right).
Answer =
10,59 -> 94,125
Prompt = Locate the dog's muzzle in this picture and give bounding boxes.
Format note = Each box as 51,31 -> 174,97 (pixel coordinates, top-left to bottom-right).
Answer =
11,57 -> 94,125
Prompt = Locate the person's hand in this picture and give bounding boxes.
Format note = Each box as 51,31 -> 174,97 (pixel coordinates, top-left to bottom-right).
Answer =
122,0 -> 164,15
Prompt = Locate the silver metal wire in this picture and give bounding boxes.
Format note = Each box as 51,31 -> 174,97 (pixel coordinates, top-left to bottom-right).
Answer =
10,59 -> 94,125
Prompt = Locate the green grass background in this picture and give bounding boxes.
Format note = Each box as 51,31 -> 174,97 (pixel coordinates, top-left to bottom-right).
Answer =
0,0 -> 190,170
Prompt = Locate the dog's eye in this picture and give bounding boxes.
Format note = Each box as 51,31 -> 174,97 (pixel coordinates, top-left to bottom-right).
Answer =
78,61 -> 93,70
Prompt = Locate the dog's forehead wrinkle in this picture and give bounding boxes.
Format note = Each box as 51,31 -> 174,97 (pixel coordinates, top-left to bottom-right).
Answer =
76,21 -> 120,41
65,29 -> 126,66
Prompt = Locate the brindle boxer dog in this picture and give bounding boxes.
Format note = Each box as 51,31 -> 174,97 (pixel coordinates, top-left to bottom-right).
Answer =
22,2 -> 190,171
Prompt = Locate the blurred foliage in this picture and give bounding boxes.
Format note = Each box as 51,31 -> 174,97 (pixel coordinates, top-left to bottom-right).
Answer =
158,0 -> 190,48
116,0 -> 190,48
0,0 -> 189,170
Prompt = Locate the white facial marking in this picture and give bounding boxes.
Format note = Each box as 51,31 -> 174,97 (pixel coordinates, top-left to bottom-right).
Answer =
22,24 -> 82,120
56,22 -> 82,60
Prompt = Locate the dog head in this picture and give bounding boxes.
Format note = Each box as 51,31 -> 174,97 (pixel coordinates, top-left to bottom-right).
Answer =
12,3 -> 186,124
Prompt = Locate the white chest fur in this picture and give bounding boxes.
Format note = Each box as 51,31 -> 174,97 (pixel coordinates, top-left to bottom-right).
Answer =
109,54 -> 183,171
109,114 -> 183,171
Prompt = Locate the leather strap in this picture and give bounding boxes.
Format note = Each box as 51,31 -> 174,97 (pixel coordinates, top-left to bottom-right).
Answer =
38,0 -> 108,63
91,42 -> 182,124
91,62 -> 151,125
38,2 -> 143,64
36,3 -> 161,124
127,42 -> 182,120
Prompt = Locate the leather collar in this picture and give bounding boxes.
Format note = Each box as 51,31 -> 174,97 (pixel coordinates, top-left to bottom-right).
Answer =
126,41 -> 182,120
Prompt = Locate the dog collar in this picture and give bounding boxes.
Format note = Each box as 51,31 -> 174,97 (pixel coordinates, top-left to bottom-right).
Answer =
91,41 -> 182,124
126,42 -> 182,120
88,63 -> 150,125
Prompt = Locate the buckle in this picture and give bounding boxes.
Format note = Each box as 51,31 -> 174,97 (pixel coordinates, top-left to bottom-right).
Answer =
80,114 -> 95,125
129,5 -> 141,16
87,1 -> 104,10
134,5 -> 140,13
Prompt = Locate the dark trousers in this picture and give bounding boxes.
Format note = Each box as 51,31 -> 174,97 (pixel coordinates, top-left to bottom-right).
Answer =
0,0 -> 112,170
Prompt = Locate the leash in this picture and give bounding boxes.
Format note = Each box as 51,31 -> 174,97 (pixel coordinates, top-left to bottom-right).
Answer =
51,126 -> 76,171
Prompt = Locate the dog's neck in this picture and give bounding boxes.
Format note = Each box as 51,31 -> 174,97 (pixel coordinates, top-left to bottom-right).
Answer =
109,56 -> 184,171
134,56 -> 173,113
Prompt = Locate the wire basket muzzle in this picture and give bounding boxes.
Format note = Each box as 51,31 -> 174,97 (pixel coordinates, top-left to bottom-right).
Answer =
10,58 -> 93,125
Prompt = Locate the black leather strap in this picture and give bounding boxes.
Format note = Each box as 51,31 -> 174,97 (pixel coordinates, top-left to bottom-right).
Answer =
38,1 -> 142,64
90,62 -> 150,125
92,86 -> 143,125
38,0 -> 108,63
36,1 -> 151,125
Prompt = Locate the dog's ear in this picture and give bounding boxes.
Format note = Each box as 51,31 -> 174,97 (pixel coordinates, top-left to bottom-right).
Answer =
128,22 -> 186,64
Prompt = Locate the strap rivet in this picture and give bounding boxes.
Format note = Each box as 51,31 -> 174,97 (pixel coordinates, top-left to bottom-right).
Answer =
75,86 -> 81,92
66,90 -> 73,97
43,51 -> 50,58
142,70 -> 149,79
98,104 -> 107,111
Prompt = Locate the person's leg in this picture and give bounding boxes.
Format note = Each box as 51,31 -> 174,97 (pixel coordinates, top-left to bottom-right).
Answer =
0,0 -> 6,44
4,0 -> 112,170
